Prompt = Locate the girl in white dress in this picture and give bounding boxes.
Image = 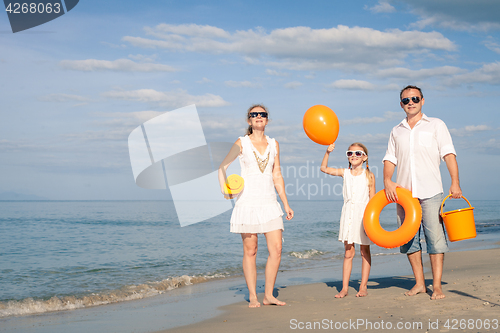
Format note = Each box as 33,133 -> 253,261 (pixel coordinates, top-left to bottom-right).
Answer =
218,104 -> 294,308
320,142 -> 376,298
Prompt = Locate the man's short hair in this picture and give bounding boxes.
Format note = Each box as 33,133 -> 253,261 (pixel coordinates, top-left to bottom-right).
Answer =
400,85 -> 423,100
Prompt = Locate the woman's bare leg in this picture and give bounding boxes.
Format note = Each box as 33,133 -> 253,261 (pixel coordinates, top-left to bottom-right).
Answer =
241,233 -> 260,307
262,229 -> 285,306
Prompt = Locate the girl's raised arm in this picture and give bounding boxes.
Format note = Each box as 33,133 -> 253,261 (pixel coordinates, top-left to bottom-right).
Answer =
320,143 -> 344,177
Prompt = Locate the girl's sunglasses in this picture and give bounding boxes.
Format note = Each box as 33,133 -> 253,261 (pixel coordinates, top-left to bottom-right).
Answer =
248,111 -> 268,118
401,96 -> 421,105
346,150 -> 366,157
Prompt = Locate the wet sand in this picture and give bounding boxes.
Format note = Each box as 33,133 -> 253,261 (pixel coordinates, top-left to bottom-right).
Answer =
163,248 -> 500,332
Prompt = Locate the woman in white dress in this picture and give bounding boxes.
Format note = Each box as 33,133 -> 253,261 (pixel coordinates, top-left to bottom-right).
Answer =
219,104 -> 294,308
320,142 -> 376,298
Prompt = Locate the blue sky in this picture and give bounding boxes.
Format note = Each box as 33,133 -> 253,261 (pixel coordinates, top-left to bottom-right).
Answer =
1,0 -> 499,201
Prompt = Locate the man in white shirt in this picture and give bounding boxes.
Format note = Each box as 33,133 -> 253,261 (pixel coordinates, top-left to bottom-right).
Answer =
383,85 -> 462,300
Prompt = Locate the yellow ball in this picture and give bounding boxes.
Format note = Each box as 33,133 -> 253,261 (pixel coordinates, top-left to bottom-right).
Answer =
224,174 -> 244,195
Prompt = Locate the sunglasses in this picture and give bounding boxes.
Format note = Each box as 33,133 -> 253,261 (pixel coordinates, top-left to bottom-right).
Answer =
346,150 -> 366,158
401,96 -> 421,105
248,111 -> 268,118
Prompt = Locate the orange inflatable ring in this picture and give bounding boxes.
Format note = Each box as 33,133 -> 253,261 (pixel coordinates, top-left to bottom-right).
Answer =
363,188 -> 422,249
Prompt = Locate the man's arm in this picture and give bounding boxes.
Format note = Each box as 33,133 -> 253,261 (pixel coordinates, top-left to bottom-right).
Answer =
443,153 -> 462,198
383,160 -> 399,202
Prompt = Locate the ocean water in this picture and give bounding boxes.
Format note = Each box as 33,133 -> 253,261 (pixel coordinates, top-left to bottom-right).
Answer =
0,199 -> 499,317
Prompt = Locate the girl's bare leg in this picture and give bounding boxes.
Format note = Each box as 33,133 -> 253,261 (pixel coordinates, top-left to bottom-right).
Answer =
356,245 -> 371,297
241,233 -> 260,307
336,242 -> 354,298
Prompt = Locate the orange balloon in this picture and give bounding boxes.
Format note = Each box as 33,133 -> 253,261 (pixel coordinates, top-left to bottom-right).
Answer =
303,105 -> 339,145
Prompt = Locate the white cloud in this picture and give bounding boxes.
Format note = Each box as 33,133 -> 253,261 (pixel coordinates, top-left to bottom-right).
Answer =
225,80 -> 262,88
197,77 -> 213,84
366,1 -> 396,14
39,93 -> 90,103
398,0 -> 500,32
59,59 -> 178,72
449,124 -> 493,137
483,38 -> 500,54
101,111 -> 165,124
342,111 -> 402,125
102,89 -> 230,108
122,24 -> 456,71
128,54 -> 158,62
0,139 -> 39,152
328,79 -> 399,91
266,69 -> 289,77
147,23 -> 231,39
376,66 -> 466,80
284,81 -> 303,89
445,62 -> 500,86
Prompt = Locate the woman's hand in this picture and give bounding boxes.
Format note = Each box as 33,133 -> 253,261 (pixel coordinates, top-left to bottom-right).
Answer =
284,205 -> 294,220
326,143 -> 335,153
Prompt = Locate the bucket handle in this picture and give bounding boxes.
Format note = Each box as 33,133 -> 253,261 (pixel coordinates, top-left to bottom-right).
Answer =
440,194 -> 472,216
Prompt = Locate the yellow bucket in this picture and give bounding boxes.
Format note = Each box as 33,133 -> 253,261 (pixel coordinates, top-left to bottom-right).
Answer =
440,195 -> 476,242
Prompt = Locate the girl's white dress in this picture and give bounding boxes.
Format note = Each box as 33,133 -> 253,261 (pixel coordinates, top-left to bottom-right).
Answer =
230,135 -> 284,234
338,168 -> 372,245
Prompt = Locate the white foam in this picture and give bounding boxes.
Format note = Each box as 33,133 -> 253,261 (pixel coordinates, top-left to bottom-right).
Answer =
289,249 -> 324,259
0,273 -> 227,318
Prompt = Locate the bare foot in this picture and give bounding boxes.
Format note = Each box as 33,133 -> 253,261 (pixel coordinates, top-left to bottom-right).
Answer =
335,289 -> 348,298
431,286 -> 445,300
404,284 -> 426,296
356,289 -> 368,297
249,298 -> 261,308
263,296 -> 286,306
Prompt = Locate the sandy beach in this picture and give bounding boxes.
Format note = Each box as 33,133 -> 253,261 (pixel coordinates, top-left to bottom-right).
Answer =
163,247 -> 500,333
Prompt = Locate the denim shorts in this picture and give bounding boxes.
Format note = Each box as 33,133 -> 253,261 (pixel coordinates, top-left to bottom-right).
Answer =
398,193 -> 448,254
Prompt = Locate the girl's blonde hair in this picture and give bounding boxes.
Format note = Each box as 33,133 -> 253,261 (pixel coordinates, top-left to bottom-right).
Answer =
245,104 -> 269,135
348,142 -> 373,186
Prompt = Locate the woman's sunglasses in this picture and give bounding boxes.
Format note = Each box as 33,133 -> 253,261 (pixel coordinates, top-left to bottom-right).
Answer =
401,96 -> 421,105
248,112 -> 268,118
346,150 -> 366,157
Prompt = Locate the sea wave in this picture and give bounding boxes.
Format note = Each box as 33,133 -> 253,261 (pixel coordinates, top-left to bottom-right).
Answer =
0,273 -> 226,318
288,249 -> 324,259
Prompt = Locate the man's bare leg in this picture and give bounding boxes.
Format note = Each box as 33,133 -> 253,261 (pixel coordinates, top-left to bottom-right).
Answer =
405,250 -> 427,296
429,253 -> 445,300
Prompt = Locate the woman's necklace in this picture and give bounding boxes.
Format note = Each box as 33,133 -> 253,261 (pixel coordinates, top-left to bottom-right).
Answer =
253,151 -> 270,173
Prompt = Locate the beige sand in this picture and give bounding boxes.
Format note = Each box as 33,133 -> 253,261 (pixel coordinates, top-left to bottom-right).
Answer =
163,248 -> 500,332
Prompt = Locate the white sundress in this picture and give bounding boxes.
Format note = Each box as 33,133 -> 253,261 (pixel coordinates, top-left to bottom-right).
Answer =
338,168 -> 372,245
230,135 -> 284,234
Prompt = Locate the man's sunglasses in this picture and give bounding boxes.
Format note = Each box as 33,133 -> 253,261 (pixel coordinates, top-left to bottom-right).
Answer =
248,112 -> 268,118
401,96 -> 421,105
346,150 -> 366,157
